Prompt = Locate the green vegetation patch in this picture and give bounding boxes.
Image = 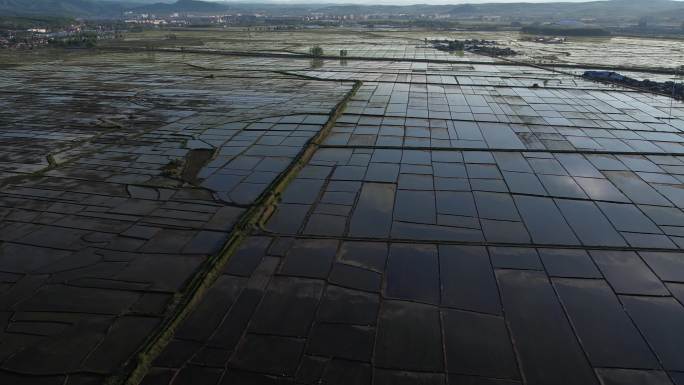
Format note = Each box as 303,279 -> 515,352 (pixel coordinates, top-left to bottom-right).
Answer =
522,25 -> 611,37
0,15 -> 74,30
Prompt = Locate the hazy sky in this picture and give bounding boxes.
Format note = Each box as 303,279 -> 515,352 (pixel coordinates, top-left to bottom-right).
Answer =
214,0 -> 609,4
219,0 -> 621,4
193,0 -> 684,4
244,0 -> 592,5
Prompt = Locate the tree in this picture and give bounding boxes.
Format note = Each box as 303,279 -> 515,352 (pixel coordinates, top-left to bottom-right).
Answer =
309,45 -> 323,57
447,40 -> 464,51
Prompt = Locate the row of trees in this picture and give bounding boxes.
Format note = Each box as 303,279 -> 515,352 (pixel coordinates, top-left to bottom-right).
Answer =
309,46 -> 350,58
49,32 -> 98,48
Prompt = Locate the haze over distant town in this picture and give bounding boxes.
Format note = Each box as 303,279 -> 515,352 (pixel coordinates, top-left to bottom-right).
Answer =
161,0 -> 684,3
116,0 -> 684,2
144,0 -> 682,3
1,0 -> 684,385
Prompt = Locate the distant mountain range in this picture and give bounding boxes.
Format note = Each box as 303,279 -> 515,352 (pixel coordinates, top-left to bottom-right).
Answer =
444,0 -> 684,20
0,0 -> 176,18
1,0 -> 683,21
133,0 -> 229,14
0,0 -> 123,17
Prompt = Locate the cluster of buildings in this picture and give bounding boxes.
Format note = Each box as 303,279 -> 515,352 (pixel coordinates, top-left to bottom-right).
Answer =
0,25 -> 123,49
0,30 -> 50,49
121,10 -> 461,29
124,13 -> 270,28
521,36 -> 567,44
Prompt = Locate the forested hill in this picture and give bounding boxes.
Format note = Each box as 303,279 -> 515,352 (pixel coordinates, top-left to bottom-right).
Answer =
1,0 -> 684,22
